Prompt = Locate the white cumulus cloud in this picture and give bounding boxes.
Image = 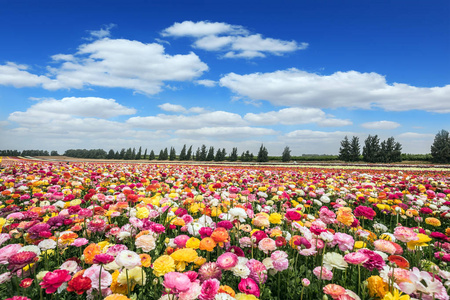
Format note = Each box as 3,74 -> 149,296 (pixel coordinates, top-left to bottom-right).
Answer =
162,21 -> 307,59
219,68 -> 450,113
361,120 -> 400,130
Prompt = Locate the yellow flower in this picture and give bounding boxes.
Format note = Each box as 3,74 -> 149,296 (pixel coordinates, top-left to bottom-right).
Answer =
354,241 -> 366,249
269,213 -> 282,224
186,237 -> 201,249
425,217 -> 441,227
152,255 -> 175,277
136,207 -> 149,219
118,267 -> 146,286
170,248 -> 198,271
235,293 -> 259,300
406,233 -> 431,250
367,275 -> 389,298
382,289 -> 410,300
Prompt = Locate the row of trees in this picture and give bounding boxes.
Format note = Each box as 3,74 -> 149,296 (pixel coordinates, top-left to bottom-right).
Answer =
431,129 -> 450,163
0,149 -> 59,156
339,135 -> 402,163
58,144 -> 273,162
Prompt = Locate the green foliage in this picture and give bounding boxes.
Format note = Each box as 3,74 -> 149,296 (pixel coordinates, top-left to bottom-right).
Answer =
338,136 -> 351,161
149,150 -> 155,160
362,135 -> 380,163
257,144 -> 269,162
64,149 -> 107,159
186,146 -> 192,160
206,146 -> 215,161
281,146 -> 291,162
169,147 -> 176,160
431,129 -> 450,163
240,150 -> 254,162
349,136 -> 360,161
229,147 -> 238,161
107,149 -> 115,159
136,146 -> 142,160
179,144 -> 187,160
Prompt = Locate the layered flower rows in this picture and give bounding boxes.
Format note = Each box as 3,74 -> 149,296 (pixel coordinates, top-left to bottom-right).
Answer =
0,159 -> 449,300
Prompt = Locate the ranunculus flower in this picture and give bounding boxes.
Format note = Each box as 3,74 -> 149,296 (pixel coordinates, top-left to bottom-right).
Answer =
217,252 -> 238,270
163,272 -> 192,293
238,278 -> 260,297
115,250 -> 141,269
67,272 -> 92,295
40,269 -> 72,294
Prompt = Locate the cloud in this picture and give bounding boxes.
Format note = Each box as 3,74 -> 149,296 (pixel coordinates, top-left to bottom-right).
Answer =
397,132 -> 434,139
0,62 -> 52,88
285,129 -> 354,141
162,21 -> 307,58
219,68 -> 450,113
161,20 -> 247,37
196,79 -> 217,87
85,24 -> 116,40
361,120 -> 400,130
0,38 -> 208,95
174,126 -> 277,139
158,103 -> 187,113
127,111 -> 246,130
8,97 -> 136,125
244,107 -> 351,127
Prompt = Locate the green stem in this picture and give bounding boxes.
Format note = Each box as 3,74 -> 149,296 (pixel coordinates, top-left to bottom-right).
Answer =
126,268 -> 131,296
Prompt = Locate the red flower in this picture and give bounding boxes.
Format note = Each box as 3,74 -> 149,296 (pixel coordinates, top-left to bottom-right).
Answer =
8,251 -> 37,271
40,269 -> 71,294
19,278 -> 34,288
67,273 -> 92,295
388,255 -> 409,269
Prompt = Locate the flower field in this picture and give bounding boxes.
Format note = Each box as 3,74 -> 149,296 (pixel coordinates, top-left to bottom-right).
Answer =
0,158 -> 449,300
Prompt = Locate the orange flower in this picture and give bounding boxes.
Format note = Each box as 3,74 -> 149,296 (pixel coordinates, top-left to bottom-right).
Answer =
140,254 -> 152,268
135,230 -> 150,239
336,207 -> 354,226
289,235 -> 301,249
446,228 -> 450,237
388,255 -> 409,269
59,232 -> 78,246
367,275 -> 389,299
83,243 -> 101,264
199,237 -> 217,252
104,293 -> 131,300
323,284 -> 346,299
218,285 -> 235,297
211,227 -> 229,246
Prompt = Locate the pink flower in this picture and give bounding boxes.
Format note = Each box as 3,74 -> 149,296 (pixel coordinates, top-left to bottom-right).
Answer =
344,252 -> 369,265
93,254 -> 115,265
0,244 -> 22,265
302,278 -> 310,287
40,269 -> 72,294
71,238 -> 89,247
394,226 -> 419,243
313,266 -> 333,280
198,262 -> 222,282
358,249 -> 385,271
271,250 -> 289,272
354,206 -> 376,220
331,233 -> 355,252
238,278 -> 260,297
216,252 -> 238,270
5,297 -> 31,300
178,281 -> 202,300
374,239 -> 397,255
258,238 -> 276,254
199,278 -> 220,300
246,259 -> 267,284
84,264 -> 112,291
163,272 -> 192,294
323,284 -> 346,299
319,207 -> 336,224
174,235 -> 190,248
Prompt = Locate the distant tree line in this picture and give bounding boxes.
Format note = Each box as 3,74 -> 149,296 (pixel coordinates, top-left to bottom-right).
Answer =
0,149 -> 55,156
339,135 -> 402,163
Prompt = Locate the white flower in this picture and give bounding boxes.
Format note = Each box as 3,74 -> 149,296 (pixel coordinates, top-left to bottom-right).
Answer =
228,207 -> 247,222
231,263 -> 250,278
18,245 -> 41,256
38,239 -> 56,251
115,250 -> 141,269
188,222 -> 203,236
323,252 -> 348,270
60,260 -> 79,274
320,195 -> 330,203
215,293 -> 235,300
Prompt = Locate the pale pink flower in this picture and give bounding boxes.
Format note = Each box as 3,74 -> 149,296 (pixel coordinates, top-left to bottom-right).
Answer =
313,266 -> 333,280
0,244 -> 22,264
163,272 -> 192,294
258,238 -> 276,254
135,235 -> 156,252
394,226 -> 419,243
344,252 -> 369,265
84,264 -> 112,291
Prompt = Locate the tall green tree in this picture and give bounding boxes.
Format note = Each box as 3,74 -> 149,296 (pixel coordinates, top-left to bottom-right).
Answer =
107,149 -> 115,159
257,144 -> 269,162
199,145 -> 207,161
163,148 -> 168,160
143,148 -> 147,159
281,146 -> 291,162
158,149 -> 164,160
362,135 -> 380,163
349,136 -> 360,161
229,147 -> 238,161
206,146 -> 215,161
136,146 -> 142,160
169,147 -> 176,160
179,145 -> 187,160
149,150 -> 155,160
431,129 -> 450,163
186,146 -> 192,160
338,136 -> 351,161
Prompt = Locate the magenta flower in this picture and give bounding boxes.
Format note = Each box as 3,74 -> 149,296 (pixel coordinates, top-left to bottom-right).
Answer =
238,278 -> 260,297
40,269 -> 71,294
199,278 -> 220,300
216,252 -> 238,270
93,254 -> 115,265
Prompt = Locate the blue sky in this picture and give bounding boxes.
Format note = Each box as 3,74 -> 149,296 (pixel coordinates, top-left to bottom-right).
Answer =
0,0 -> 449,155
